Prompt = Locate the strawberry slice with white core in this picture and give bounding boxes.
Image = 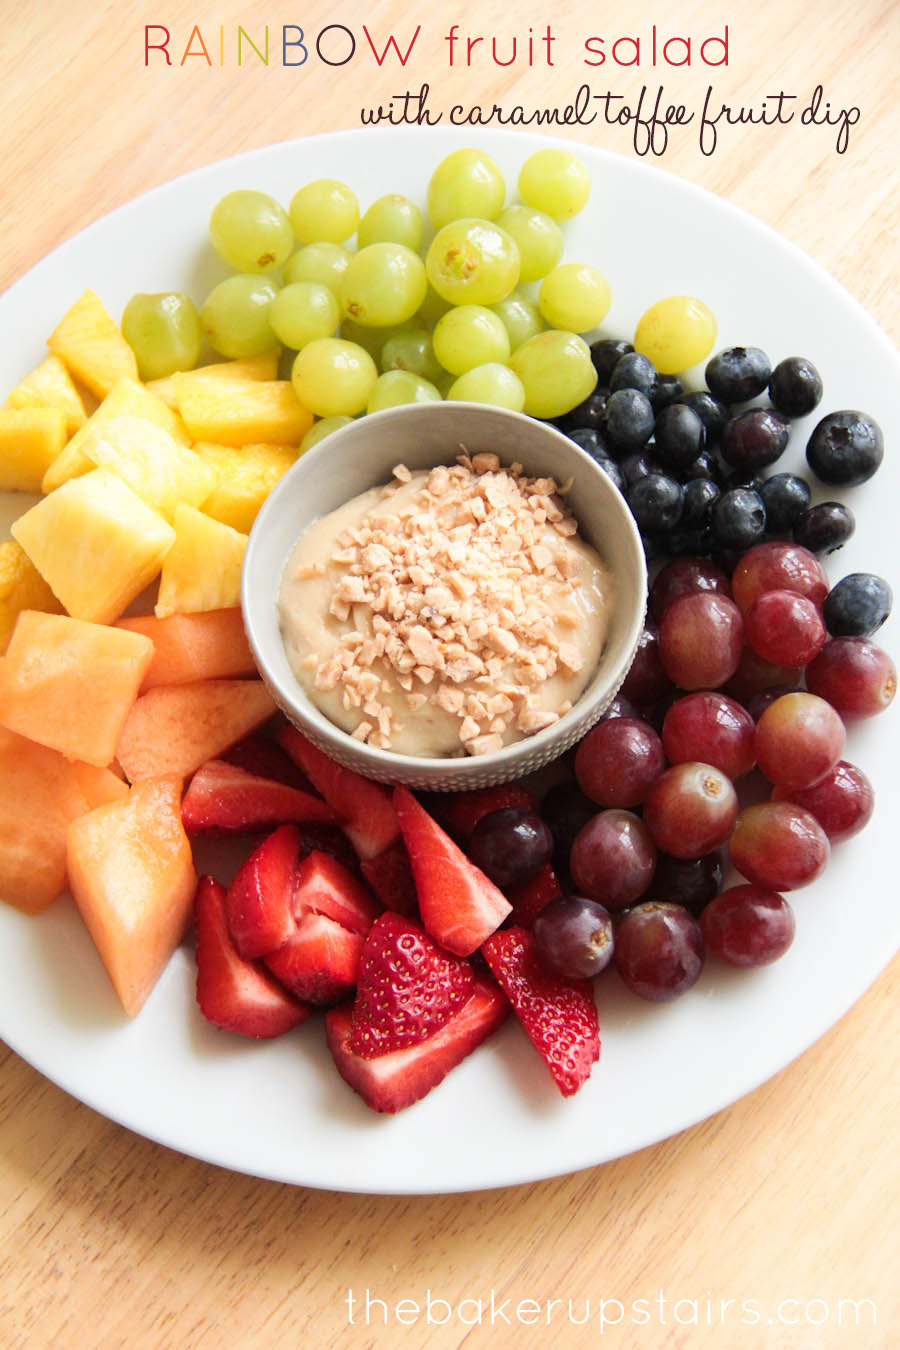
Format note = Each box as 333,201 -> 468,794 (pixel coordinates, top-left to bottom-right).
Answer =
359,838 -> 419,916
326,975 -> 508,1114
220,732 -> 315,793
181,759 -> 337,835
481,926 -> 600,1098
194,876 -> 310,1038
506,863 -> 563,929
276,724 -> 400,859
264,911 -> 365,1005
349,912 -> 474,1058
224,823 -> 300,959
294,850 -> 381,934
393,786 -> 511,956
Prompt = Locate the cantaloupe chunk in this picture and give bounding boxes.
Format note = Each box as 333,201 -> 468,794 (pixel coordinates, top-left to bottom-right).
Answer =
194,442 -> 298,533
4,354 -> 87,435
116,679 -> 276,781
42,376 -> 190,494
0,541 -> 63,652
0,408 -> 69,491
146,351 -> 281,408
172,375 -> 312,446
83,415 -> 215,522
116,609 -> 256,687
66,776 -> 197,1015
47,289 -> 139,400
155,504 -> 246,618
12,468 -> 175,624
0,610 -> 154,765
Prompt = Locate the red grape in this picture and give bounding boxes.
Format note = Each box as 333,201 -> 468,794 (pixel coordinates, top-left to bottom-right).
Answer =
754,692 -> 845,789
614,902 -> 704,1002
661,691 -> 756,779
725,647 -> 803,703
649,555 -> 732,623
700,885 -> 795,966
731,541 -> 828,614
771,760 -> 874,842
743,589 -> 827,666
619,621 -> 672,706
659,592 -> 744,690
570,809 -> 657,910
729,802 -> 830,889
574,716 -> 665,807
643,762 -> 738,859
805,637 -> 897,718
467,809 -> 553,889
533,896 -> 614,979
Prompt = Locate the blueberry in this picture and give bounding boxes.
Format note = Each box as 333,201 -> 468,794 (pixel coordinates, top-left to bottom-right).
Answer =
561,391 -> 607,431
792,501 -> 855,554
566,426 -> 608,460
590,338 -> 634,386
681,477 -> 721,528
603,388 -> 656,454
706,346 -> 772,403
758,473 -> 811,532
680,390 -> 730,438
653,403 -> 707,473
721,408 -> 790,472
665,525 -> 714,558
610,352 -> 659,400
711,486 -> 767,551
675,449 -> 717,483
768,357 -> 823,417
593,455 -> 626,494
620,450 -> 664,486
627,472 -> 684,533
652,374 -> 685,412
823,573 -> 892,637
806,411 -> 884,486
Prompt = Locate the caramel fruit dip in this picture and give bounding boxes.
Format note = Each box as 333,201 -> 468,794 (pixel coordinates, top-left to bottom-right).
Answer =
278,452 -> 615,757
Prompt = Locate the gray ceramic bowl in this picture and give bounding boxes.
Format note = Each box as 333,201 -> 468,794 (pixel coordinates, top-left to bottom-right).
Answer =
242,402 -> 646,790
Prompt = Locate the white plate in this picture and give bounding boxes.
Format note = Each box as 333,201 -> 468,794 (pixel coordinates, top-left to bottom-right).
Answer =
1,127 -> 898,1194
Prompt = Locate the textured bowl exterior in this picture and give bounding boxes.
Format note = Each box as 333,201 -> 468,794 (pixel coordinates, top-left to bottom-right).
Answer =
243,402 -> 646,790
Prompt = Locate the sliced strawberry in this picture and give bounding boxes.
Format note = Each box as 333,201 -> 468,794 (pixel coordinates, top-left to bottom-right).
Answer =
393,786 -> 511,956
277,724 -> 400,859
221,732 -> 315,792
481,926 -> 600,1098
194,876 -> 310,1037
326,975 -> 508,1113
225,823 -> 300,959
264,911 -> 364,1005
294,850 -> 381,934
442,783 -> 539,841
506,863 -> 563,928
349,912 -> 474,1058
360,838 -> 418,917
182,759 -> 337,835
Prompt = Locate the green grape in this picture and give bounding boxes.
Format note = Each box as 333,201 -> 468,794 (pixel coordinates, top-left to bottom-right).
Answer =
121,292 -> 202,381
509,331 -> 597,419
291,338 -> 377,417
380,328 -> 444,383
300,415 -> 354,453
200,275 -> 279,358
417,283 -> 453,327
447,364 -> 526,412
490,292 -> 546,352
538,263 -> 611,333
269,282 -> 340,351
208,190 -> 294,274
495,205 -> 564,283
517,149 -> 591,221
358,194 -> 423,251
427,148 -> 506,229
367,370 -> 442,413
283,242 -> 351,295
432,305 -> 511,376
289,179 -> 359,244
341,243 -> 427,328
426,219 -> 520,307
634,295 -> 718,374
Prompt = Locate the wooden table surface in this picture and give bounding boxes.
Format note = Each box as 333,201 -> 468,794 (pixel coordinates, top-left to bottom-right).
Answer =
1,2 -> 898,1346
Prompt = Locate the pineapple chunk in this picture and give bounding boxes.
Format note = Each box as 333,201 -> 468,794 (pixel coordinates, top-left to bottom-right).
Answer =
4,354 -> 87,435
194,441 -> 297,532
47,289 -> 138,400
155,504 -> 247,617
146,351 -> 281,408
42,376 -> 189,494
0,408 -> 68,491
83,415 -> 215,522
172,375 -> 312,446
11,468 -> 175,624
0,541 -> 63,652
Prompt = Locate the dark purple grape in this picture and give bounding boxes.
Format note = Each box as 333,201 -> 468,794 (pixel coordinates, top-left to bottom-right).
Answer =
599,693 -> 642,721
604,388 -> 656,454
614,902 -> 705,1001
681,389 -> 730,438
700,885 -> 795,966
627,472 -> 684,533
620,621 -> 672,706
758,473 -> 811,532
706,346 -> 771,403
570,809 -> 657,910
610,351 -> 659,399
590,337 -> 633,385
467,808 -> 553,890
793,501 -> 855,554
806,411 -> 883,485
768,357 -> 823,417
540,780 -> 597,874
823,573 -> 892,637
675,449 -> 718,483
533,896 -> 614,979
645,850 -> 724,916
721,408 -> 790,472
654,403 -> 707,472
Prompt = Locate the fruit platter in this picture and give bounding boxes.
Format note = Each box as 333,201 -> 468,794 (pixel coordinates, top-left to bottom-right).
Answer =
0,128 -> 897,1194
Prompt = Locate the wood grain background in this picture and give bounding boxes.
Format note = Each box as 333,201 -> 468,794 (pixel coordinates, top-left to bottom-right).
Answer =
1,1 -> 898,1345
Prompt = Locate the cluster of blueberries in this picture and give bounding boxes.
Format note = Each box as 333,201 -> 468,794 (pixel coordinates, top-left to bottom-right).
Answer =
552,339 -> 884,565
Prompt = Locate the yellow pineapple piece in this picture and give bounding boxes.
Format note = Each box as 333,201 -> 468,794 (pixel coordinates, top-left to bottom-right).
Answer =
0,541 -> 63,652
11,468 -> 175,624
83,415 -> 215,522
4,354 -> 87,435
155,504 -> 247,618
47,289 -> 138,400
194,441 -> 297,533
0,409 -> 69,492
146,351 -> 281,408
42,377 -> 189,494
172,375 -> 312,446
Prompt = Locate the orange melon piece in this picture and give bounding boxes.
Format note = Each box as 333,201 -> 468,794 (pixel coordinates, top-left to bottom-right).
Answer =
0,611 -> 154,765
0,727 -> 84,913
116,609 -> 256,688
116,679 -> 276,782
66,776 -> 197,1015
